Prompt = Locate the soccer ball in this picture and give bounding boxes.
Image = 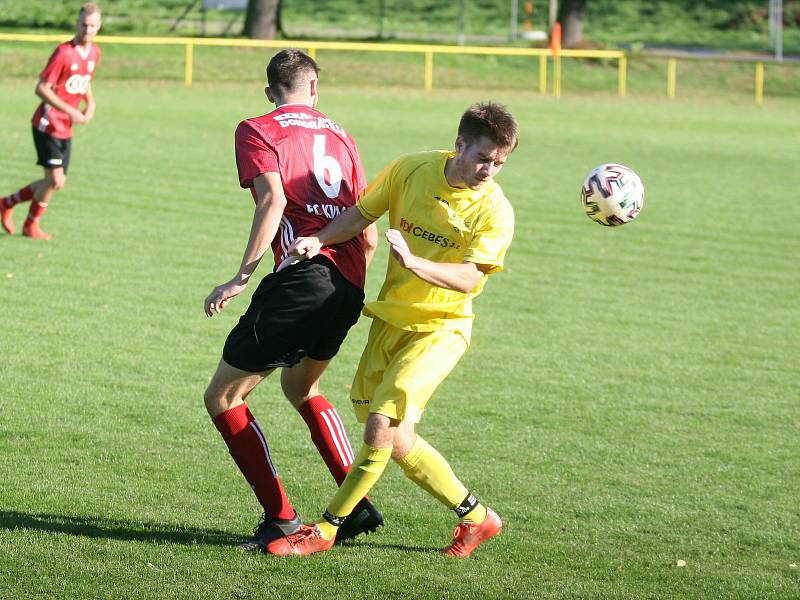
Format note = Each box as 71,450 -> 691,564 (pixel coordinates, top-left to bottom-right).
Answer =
580,164 -> 644,226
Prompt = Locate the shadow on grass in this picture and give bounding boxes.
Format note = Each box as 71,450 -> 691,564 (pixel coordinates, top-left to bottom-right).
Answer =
337,540 -> 437,554
0,510 -> 240,547
2,511 -> 442,554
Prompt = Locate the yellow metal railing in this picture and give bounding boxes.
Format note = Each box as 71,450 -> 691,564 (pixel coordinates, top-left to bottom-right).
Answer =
0,32 -> 625,96
0,32 -> 779,103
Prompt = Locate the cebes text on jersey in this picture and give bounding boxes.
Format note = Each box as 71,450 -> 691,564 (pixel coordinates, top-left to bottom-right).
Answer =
399,217 -> 462,250
273,112 -> 345,133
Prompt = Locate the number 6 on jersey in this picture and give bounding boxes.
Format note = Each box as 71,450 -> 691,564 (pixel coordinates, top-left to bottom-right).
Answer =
313,134 -> 343,199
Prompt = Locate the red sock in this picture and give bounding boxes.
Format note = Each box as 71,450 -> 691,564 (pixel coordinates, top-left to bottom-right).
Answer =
24,201 -> 47,227
2,184 -> 34,208
298,395 -> 355,485
212,403 -> 295,520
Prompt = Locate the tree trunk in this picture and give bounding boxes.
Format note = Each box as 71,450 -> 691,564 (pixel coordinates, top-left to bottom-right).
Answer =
558,0 -> 587,48
244,0 -> 280,39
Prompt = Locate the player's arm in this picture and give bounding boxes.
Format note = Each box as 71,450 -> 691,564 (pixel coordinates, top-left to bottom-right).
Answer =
204,172 -> 286,317
82,82 -> 96,123
289,204 -> 375,259
363,222 -> 379,267
384,228 -> 486,294
35,78 -> 87,125
351,150 -> 379,266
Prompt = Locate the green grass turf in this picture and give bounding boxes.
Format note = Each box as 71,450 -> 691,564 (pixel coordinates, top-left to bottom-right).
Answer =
0,74 -> 798,598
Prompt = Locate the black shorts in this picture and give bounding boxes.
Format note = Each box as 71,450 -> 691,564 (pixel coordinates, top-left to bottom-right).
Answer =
222,256 -> 365,373
32,127 -> 71,173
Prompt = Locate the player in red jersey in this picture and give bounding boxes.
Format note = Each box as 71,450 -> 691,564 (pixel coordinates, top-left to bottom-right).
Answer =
202,49 -> 382,551
0,3 -> 101,240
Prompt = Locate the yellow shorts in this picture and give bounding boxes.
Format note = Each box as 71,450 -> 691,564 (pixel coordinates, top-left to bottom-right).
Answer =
350,318 -> 468,423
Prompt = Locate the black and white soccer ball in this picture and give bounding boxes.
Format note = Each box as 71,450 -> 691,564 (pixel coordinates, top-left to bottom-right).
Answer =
580,163 -> 644,226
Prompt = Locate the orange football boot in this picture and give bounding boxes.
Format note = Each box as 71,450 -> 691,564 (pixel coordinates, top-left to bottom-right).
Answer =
22,222 -> 51,240
441,508 -> 502,558
1,202 -> 14,235
266,524 -> 335,556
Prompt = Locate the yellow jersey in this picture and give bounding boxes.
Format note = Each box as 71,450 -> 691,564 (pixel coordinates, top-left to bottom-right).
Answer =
357,151 -> 514,340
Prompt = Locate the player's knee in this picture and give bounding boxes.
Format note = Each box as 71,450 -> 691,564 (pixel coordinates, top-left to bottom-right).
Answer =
203,385 -> 229,417
202,386 -> 217,413
282,377 -> 324,410
280,381 -> 309,409
364,413 -> 398,448
47,173 -> 66,191
391,430 -> 417,460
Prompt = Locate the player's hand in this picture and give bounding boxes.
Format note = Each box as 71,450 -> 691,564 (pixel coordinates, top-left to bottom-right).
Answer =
204,278 -> 247,317
287,236 -> 322,259
385,229 -> 417,269
70,108 -> 89,125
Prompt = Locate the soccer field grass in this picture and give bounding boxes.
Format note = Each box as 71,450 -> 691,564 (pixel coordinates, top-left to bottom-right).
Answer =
0,78 -> 798,599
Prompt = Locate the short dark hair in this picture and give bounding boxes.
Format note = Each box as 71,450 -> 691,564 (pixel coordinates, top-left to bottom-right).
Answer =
457,102 -> 519,151
266,49 -> 320,96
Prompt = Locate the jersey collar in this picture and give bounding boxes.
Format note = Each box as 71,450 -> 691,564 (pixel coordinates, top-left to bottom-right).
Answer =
73,41 -> 92,61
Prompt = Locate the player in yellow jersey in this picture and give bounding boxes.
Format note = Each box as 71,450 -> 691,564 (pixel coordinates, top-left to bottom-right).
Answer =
267,102 -> 518,558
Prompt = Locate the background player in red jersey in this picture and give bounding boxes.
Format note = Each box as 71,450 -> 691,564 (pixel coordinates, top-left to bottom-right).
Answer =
0,3 -> 102,240
202,49 -> 382,551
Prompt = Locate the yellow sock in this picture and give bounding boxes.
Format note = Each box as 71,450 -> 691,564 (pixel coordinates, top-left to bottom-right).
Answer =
316,520 -> 339,540
461,501 -> 487,524
395,436 -> 487,523
315,443 -> 392,540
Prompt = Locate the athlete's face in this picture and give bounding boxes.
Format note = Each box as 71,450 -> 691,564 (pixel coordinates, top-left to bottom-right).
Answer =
75,11 -> 102,45
447,135 -> 512,190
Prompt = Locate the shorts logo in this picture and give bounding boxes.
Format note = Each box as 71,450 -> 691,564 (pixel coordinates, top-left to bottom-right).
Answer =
351,398 -> 370,405
398,217 -> 461,250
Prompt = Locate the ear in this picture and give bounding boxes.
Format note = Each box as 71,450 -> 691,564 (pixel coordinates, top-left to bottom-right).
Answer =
309,78 -> 318,99
265,86 -> 275,104
454,136 -> 466,154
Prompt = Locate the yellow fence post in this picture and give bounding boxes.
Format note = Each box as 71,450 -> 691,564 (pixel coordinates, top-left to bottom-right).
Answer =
539,54 -> 547,94
553,54 -> 561,98
184,42 -> 193,86
424,50 -> 433,92
667,58 -> 677,99
618,55 -> 627,97
755,62 -> 764,105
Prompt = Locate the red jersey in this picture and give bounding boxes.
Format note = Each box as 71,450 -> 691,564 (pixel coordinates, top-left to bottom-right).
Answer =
32,40 -> 101,139
235,104 -> 368,288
